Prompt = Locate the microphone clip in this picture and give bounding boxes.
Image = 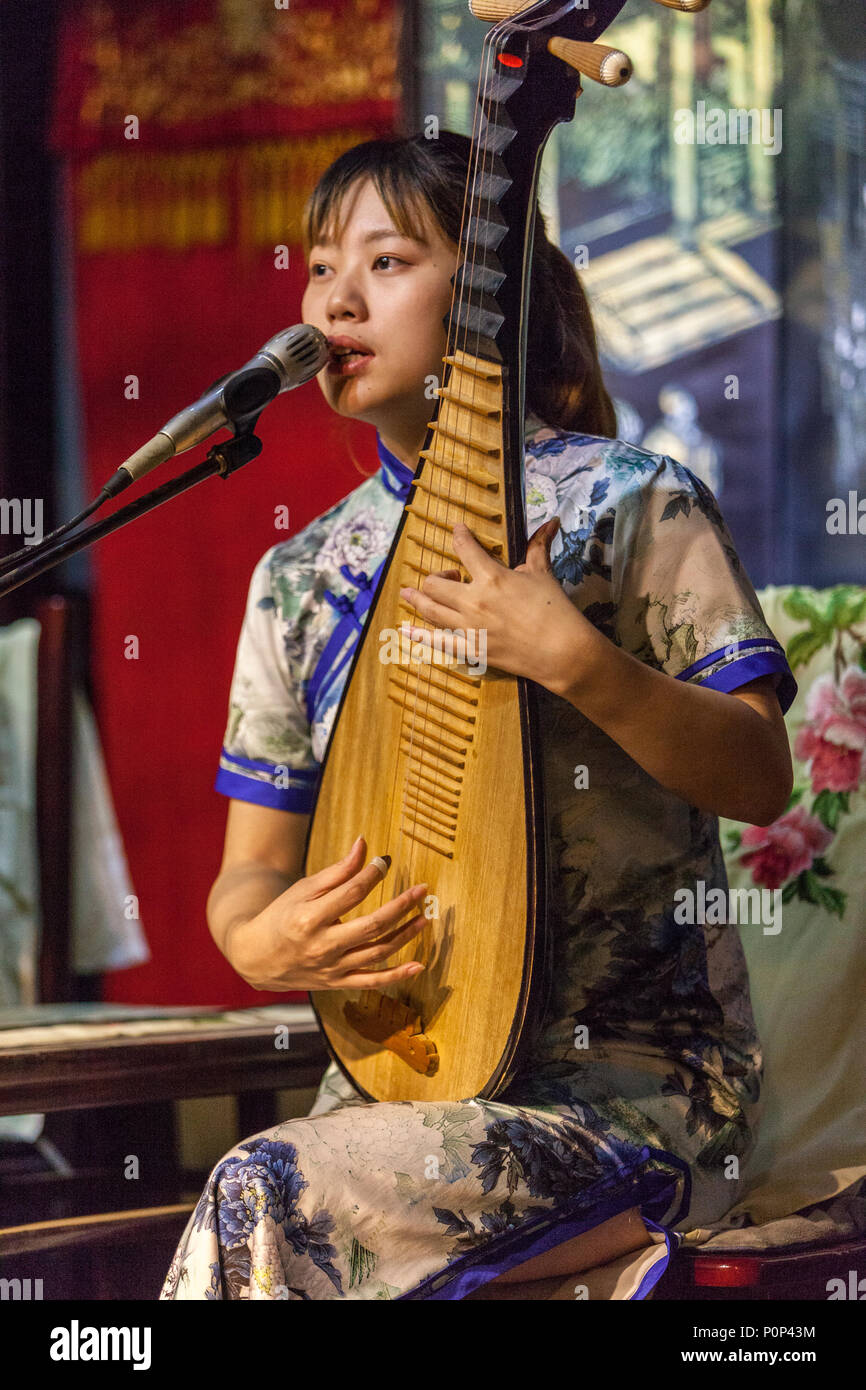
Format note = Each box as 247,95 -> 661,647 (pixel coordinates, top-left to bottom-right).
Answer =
207,418 -> 264,479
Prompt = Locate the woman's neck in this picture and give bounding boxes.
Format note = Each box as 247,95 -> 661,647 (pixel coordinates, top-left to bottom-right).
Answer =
376,426 -> 427,471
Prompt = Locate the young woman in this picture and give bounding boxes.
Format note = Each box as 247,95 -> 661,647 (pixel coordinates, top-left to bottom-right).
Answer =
160,131 -> 796,1302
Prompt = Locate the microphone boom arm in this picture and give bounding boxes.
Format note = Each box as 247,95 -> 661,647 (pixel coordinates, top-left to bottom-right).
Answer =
0,425 -> 264,600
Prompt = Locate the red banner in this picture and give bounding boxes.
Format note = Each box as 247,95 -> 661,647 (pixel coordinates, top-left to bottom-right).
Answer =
49,0 -> 397,152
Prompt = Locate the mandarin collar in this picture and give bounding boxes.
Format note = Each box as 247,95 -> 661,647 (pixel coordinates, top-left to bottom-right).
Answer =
376,434 -> 415,501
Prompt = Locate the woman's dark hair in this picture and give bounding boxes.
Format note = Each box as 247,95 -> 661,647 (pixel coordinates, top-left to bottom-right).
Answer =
301,131 -> 616,438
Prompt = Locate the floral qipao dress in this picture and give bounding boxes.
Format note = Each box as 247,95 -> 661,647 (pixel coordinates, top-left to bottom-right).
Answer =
160,414 -> 797,1301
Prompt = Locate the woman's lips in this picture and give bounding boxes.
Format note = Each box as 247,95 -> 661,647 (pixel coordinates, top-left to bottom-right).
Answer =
326,336 -> 375,377
327,350 -> 375,377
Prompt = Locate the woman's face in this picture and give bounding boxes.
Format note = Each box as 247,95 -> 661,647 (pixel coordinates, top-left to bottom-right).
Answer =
301,177 -> 459,454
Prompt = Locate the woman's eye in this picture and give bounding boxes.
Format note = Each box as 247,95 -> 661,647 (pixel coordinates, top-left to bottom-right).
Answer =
373,254 -> 404,270
309,263 -> 329,278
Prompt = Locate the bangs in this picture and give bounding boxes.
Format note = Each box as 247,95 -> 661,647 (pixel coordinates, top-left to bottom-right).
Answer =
301,141 -> 439,255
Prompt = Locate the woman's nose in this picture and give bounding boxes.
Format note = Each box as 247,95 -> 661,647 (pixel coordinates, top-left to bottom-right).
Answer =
325,271 -> 366,321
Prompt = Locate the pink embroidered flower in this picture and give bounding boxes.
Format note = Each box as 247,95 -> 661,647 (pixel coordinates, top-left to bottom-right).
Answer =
793,666 -> 866,793
739,804 -> 833,890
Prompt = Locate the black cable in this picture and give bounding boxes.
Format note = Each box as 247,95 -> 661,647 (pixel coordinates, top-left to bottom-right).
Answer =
0,431 -> 263,600
0,489 -> 112,578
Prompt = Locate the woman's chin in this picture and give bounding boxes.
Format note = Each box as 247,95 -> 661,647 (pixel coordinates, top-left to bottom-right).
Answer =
325,379 -> 383,422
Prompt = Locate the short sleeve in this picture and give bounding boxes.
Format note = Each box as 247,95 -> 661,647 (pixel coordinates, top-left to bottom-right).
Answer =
214,548 -> 320,812
612,457 -> 797,714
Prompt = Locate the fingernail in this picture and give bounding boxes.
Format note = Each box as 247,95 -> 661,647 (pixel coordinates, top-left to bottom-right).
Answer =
347,835 -> 362,857
407,963 -> 424,975
371,854 -> 391,875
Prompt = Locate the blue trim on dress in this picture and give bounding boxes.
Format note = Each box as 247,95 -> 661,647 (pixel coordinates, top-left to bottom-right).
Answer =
396,1144 -> 689,1301
213,766 -> 317,812
302,436 -> 416,728
306,556 -> 389,726
376,432 -> 414,501
632,1218 -> 676,1299
676,641 -> 798,715
217,746 -> 319,781
312,632 -> 363,723
305,609 -> 361,727
677,637 -> 785,682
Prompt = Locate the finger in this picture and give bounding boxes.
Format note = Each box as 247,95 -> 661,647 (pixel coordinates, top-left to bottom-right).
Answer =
302,844 -> 396,926
337,959 -> 425,990
331,882 -> 429,952
398,620 -> 467,661
401,625 -> 477,670
413,565 -> 463,585
340,911 -> 427,969
404,566 -> 461,588
302,834 -> 369,899
451,521 -> 506,579
398,582 -> 465,629
523,515 -> 560,569
412,571 -> 465,608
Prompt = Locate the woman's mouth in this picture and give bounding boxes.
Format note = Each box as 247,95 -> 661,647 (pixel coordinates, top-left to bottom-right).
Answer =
327,339 -> 375,376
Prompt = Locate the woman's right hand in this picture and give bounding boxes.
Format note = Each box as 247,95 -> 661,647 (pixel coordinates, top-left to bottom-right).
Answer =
225,836 -> 429,992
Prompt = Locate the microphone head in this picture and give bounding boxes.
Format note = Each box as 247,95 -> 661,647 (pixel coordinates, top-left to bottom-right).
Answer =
261,324 -> 330,387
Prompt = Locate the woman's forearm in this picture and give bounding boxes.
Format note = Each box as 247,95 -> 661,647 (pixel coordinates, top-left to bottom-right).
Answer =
207,863 -> 294,970
403,522 -> 790,825
550,614 -> 792,826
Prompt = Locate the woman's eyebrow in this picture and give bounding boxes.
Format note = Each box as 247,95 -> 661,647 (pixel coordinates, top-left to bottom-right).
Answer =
313,228 -> 428,249
363,228 -> 428,245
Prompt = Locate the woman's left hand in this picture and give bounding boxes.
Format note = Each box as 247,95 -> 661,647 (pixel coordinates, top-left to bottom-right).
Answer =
398,516 -> 598,696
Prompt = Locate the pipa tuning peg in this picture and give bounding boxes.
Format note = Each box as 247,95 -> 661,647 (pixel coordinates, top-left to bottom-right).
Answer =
548,37 -> 632,87
468,0 -> 535,20
651,0 -> 711,11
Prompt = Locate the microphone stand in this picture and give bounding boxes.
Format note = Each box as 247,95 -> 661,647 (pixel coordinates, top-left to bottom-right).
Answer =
0,427 -> 263,599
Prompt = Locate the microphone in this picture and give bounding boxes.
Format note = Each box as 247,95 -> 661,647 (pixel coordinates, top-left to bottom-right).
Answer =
104,323 -> 330,497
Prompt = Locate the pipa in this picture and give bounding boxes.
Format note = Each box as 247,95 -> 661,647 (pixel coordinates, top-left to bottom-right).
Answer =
304,0 -> 701,1102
